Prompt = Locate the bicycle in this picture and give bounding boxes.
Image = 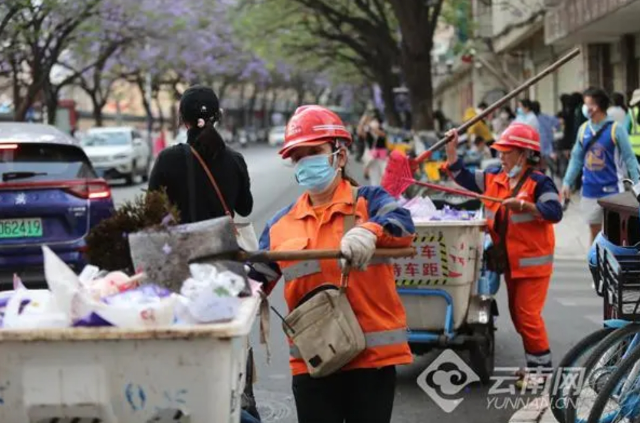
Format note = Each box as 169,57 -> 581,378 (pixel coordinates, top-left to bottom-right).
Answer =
549,324 -> 617,422
563,244 -> 640,422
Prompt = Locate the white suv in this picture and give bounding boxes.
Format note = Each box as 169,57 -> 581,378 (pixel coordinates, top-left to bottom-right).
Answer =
82,127 -> 152,185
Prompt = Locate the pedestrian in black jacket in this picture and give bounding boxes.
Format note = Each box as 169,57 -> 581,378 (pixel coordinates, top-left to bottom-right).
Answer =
148,85 -> 253,223
149,85 -> 260,423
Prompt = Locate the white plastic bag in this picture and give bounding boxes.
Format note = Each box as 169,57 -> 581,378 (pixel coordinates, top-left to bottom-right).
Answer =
42,245 -> 177,328
85,294 -> 178,327
2,288 -> 69,329
179,264 -> 243,323
403,196 -> 438,220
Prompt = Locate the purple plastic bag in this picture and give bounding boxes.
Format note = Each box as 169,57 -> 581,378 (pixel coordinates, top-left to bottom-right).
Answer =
73,285 -> 171,327
73,313 -> 113,327
102,284 -> 171,306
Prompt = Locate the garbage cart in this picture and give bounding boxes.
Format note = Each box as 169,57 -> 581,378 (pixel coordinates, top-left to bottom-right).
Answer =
0,295 -> 260,423
393,218 -> 497,383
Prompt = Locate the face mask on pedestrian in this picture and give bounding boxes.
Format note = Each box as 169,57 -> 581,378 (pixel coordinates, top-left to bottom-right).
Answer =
500,112 -> 509,120
516,107 -> 525,116
506,153 -> 525,178
582,104 -> 593,119
294,152 -> 340,193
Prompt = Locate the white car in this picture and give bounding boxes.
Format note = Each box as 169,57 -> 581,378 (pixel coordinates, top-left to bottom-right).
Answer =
268,126 -> 286,147
82,127 -> 152,185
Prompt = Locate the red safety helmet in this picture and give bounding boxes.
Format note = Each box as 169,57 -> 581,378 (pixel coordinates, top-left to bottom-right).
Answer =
491,122 -> 541,153
279,105 -> 352,159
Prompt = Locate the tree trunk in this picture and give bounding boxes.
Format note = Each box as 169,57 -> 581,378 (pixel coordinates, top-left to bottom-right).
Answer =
296,87 -> 305,107
402,52 -> 434,130
14,84 -> 40,122
217,81 -> 230,104
268,90 -> 278,124
374,71 -> 401,127
11,55 -> 21,120
155,95 -> 165,128
136,76 -> 154,130
45,95 -> 57,125
238,83 -> 247,127
388,0 -> 442,131
260,89 -> 270,128
247,88 -> 258,127
92,96 -> 104,127
265,90 -> 277,127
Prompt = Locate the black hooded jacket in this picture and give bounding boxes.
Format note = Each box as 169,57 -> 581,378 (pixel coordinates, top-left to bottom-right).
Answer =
148,133 -> 253,223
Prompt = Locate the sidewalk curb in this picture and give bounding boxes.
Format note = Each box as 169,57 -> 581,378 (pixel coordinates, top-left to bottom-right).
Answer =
508,395 -> 550,423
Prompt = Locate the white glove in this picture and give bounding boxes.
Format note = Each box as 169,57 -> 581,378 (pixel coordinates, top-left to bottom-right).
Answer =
340,227 -> 377,271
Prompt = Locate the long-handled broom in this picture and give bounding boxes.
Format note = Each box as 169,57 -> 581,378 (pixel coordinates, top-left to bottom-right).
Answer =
381,47 -> 581,197
399,179 -> 503,203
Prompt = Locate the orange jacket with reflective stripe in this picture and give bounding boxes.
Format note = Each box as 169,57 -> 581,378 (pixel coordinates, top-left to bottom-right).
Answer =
445,160 -> 562,279
253,179 -> 415,375
483,171 -> 556,278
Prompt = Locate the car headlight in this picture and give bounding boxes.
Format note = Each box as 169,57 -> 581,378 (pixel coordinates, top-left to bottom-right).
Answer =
113,153 -> 129,160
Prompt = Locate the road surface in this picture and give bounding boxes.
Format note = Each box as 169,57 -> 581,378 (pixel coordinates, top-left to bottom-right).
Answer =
111,144 -> 599,423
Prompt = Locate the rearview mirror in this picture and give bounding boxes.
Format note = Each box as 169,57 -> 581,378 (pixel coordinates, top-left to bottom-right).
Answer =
133,138 -> 143,146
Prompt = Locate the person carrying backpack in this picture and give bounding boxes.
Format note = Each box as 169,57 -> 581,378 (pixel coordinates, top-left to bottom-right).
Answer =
561,87 -> 639,244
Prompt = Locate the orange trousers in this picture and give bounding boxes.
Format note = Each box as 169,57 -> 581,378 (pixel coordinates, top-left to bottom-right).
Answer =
505,275 -> 552,368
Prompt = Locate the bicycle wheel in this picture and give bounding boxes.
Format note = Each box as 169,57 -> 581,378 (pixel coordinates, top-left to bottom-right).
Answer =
550,327 -> 615,423
566,324 -> 640,423
587,344 -> 640,423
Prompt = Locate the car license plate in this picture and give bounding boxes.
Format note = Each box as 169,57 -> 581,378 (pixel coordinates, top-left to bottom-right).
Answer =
0,218 -> 43,238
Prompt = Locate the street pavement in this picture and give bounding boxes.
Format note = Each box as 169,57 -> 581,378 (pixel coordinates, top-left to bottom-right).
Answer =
110,145 -> 599,423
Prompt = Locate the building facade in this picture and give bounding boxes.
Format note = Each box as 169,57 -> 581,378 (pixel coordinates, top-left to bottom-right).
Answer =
433,0 -> 640,124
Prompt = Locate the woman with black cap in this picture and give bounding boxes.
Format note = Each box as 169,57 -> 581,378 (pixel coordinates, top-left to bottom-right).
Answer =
149,86 -> 258,422
149,85 -> 253,222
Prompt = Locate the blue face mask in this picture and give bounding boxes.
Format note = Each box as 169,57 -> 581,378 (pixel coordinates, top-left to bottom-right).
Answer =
294,153 -> 339,193
516,107 -> 524,116
507,164 -> 522,178
506,154 -> 524,178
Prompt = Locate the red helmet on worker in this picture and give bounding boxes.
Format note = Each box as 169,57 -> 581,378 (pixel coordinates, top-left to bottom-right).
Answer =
279,105 -> 352,159
491,123 -> 541,153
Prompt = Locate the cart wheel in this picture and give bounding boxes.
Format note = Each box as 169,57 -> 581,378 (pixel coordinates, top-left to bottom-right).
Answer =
469,318 -> 495,385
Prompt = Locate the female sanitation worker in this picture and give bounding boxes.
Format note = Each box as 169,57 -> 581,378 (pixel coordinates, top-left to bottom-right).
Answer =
250,105 -> 415,423
444,123 -> 563,389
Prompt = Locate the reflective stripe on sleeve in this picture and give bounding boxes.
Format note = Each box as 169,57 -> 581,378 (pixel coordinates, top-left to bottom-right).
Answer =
283,260 -> 321,282
538,192 -> 560,203
519,255 -> 554,267
376,201 -> 400,217
510,213 -> 536,224
475,170 -> 485,191
370,256 -> 392,266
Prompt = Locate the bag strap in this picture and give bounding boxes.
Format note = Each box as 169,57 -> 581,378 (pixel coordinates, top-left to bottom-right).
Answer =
188,145 -> 234,219
343,185 -> 358,233
582,121 -> 613,157
340,184 -> 359,289
184,144 -> 198,223
497,167 -> 534,245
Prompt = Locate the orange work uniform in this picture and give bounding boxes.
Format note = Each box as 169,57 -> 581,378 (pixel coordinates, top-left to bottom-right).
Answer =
251,179 -> 416,375
447,160 -> 563,368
